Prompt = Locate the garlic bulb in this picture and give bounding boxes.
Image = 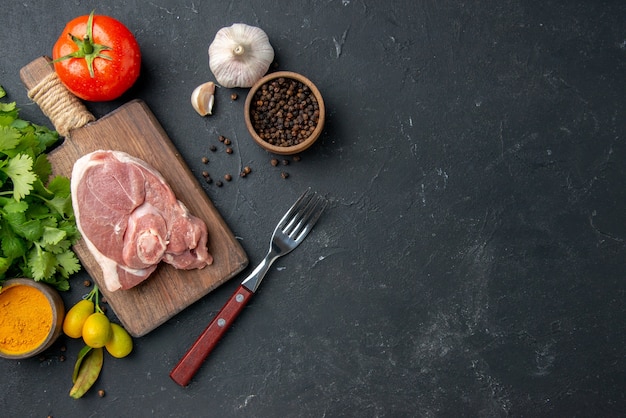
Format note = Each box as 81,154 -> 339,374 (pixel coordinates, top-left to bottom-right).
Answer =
208,23 -> 274,88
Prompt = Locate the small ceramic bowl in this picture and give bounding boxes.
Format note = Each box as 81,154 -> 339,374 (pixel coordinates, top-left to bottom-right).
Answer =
0,279 -> 65,360
245,71 -> 325,155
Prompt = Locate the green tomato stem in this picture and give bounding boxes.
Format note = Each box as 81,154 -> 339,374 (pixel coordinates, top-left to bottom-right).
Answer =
51,10 -> 113,78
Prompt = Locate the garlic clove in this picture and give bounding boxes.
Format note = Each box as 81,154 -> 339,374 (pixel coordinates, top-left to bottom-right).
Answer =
191,82 -> 216,116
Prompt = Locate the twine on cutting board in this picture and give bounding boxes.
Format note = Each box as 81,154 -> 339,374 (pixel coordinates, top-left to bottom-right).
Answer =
27,71 -> 95,137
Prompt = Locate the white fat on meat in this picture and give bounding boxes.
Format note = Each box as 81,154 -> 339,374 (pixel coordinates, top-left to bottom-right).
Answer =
71,150 -> 213,291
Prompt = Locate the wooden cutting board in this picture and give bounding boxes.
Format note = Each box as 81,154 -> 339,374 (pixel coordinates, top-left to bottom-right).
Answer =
20,56 -> 248,337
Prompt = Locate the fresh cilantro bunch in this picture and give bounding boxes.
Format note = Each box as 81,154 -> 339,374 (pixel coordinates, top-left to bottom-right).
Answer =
0,86 -> 81,290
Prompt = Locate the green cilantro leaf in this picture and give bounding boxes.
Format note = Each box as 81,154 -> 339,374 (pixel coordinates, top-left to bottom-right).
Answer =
47,175 -> 71,197
28,244 -> 55,281
0,225 -> 26,259
45,194 -> 73,219
3,199 -> 28,213
56,250 -> 82,277
0,99 -> 18,127
43,226 -> 67,246
4,153 -> 37,200
33,153 -> 53,182
0,126 -> 21,151
16,219 -> 44,241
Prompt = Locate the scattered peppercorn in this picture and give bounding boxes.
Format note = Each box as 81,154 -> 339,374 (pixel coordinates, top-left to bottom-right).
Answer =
210,145 -> 217,152
83,280 -> 91,287
202,171 -> 209,178
249,77 -> 320,147
282,159 -> 289,166
243,166 -> 252,174
270,158 -> 279,166
205,176 -> 213,184
231,93 -> 238,100
98,389 -> 105,398
224,138 -> 231,145
293,155 -> 301,162
201,156 -> 209,164
216,180 -> 223,187
224,174 -> 232,181
218,135 -> 225,143
226,147 -> 233,154
281,172 -> 289,179
60,355 -> 66,362
60,345 -> 66,352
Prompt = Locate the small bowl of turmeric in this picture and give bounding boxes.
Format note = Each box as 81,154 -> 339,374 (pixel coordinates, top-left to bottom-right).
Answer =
0,278 -> 65,360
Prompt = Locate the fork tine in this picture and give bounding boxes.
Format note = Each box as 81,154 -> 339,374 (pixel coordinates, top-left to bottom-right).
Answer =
276,188 -> 313,231
282,193 -> 315,233
287,193 -> 328,242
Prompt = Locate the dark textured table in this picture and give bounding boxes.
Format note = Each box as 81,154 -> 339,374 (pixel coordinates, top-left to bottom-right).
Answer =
1,1 -> 625,416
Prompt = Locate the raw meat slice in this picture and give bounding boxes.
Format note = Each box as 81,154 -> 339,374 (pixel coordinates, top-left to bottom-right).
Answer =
71,150 -> 213,291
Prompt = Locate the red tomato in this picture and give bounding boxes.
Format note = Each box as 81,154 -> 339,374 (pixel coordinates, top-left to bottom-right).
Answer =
52,12 -> 141,102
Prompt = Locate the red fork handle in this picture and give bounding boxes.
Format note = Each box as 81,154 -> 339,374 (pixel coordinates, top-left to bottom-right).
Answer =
169,285 -> 253,386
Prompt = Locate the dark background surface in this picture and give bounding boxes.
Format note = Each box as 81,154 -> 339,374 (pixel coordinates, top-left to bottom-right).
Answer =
1,1 -> 625,416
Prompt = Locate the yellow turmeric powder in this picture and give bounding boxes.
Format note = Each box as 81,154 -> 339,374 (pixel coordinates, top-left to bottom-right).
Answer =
0,284 -> 53,355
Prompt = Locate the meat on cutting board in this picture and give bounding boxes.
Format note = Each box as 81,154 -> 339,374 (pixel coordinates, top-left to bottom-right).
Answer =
71,150 -> 213,291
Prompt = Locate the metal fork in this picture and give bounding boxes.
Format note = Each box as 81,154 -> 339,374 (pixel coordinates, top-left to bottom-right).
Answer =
170,188 -> 328,386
